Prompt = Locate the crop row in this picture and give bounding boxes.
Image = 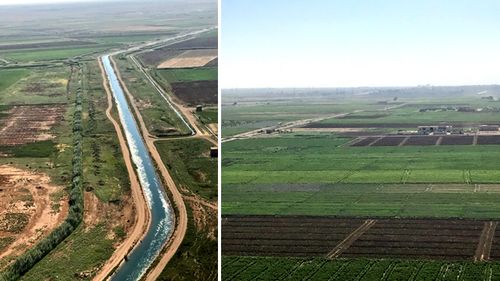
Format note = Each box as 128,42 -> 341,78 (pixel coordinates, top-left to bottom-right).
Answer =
222,216 -> 486,260
222,256 -> 499,281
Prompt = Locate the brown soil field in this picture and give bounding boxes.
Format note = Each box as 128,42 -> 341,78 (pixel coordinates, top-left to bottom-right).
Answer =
163,36 -> 217,50
440,136 -> 474,145
404,136 -> 440,146
0,165 -> 67,267
170,80 -> 217,105
139,35 -> 217,66
351,135 -> 479,147
0,104 -> 66,146
139,49 -> 184,66
371,136 -> 407,146
342,219 -> 484,260
157,49 -> 217,69
222,215 -> 365,257
351,137 -> 380,146
477,135 -> 500,145
222,215 -> 491,261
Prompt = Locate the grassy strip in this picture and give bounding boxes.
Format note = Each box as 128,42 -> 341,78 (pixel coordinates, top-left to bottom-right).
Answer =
156,67 -> 217,83
157,204 -> 217,281
0,69 -> 30,92
155,138 -> 217,201
0,87 -> 84,281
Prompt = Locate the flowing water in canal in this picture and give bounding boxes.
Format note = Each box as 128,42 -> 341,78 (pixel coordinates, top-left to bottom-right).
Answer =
101,55 -> 173,281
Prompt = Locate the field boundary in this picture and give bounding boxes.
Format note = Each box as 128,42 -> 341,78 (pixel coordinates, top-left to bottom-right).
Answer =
474,221 -> 497,261
326,219 -> 376,259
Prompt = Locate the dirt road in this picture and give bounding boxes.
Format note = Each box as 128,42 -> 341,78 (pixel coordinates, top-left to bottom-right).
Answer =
474,221 -> 497,261
92,59 -> 151,281
327,219 -> 377,259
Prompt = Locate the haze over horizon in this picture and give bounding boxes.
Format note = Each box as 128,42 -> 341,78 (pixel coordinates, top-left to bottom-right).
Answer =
222,0 -> 500,89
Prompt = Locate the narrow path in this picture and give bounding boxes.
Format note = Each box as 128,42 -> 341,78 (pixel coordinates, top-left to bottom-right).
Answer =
93,59 -> 150,281
435,136 -> 443,145
474,221 -> 497,261
368,137 -> 383,146
326,219 -> 376,259
399,136 -> 410,146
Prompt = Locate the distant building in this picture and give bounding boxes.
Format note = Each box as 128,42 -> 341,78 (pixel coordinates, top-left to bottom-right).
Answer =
418,125 -> 452,135
210,147 -> 218,158
196,105 -> 203,112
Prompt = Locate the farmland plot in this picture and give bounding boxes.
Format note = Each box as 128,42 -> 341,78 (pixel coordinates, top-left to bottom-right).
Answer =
222,215 -> 365,257
157,49 -> 217,68
0,104 -> 66,147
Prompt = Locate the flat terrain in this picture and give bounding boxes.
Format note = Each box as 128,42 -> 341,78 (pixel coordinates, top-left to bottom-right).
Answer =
222,215 -> 494,260
0,166 -> 67,267
222,87 -> 500,280
157,49 -> 217,68
222,256 -> 500,281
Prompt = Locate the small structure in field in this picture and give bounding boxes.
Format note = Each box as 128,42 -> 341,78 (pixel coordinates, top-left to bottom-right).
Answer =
196,105 -> 203,112
418,125 -> 452,135
479,125 -> 499,131
210,147 -> 218,158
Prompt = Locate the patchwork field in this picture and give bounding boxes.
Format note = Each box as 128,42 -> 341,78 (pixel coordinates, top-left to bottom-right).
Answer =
0,105 -> 66,146
157,49 -> 217,68
222,87 -> 500,280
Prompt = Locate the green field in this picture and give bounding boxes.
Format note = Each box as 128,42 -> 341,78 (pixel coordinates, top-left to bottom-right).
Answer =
0,66 -> 69,104
0,69 -> 30,92
196,107 -> 218,124
19,225 -> 115,281
157,67 -> 217,83
316,103 -> 500,127
156,138 -> 217,200
223,133 -> 500,185
221,89 -> 500,279
221,99 -> 386,137
222,256 -> 500,281
222,183 -> 500,218
0,46 -> 112,62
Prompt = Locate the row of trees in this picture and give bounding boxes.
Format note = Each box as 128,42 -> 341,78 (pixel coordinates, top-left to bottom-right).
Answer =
0,87 -> 84,281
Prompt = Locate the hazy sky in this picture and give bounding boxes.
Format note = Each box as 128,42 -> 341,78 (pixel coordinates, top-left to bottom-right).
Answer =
221,0 -> 500,88
0,0 -> 103,5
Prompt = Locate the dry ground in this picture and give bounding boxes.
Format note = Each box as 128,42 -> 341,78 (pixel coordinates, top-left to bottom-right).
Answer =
0,165 -> 67,268
157,49 -> 217,68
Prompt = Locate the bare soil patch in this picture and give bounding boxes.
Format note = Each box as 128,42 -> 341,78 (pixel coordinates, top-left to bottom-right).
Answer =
157,49 -> 217,68
0,165 -> 67,265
